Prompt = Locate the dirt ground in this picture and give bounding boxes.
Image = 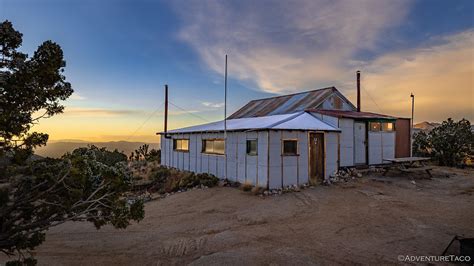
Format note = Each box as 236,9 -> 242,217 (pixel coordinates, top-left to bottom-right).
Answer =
4,166 -> 474,265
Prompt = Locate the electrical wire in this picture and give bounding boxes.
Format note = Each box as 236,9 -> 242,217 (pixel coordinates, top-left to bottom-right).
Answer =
362,87 -> 385,114
125,102 -> 164,141
168,101 -> 211,122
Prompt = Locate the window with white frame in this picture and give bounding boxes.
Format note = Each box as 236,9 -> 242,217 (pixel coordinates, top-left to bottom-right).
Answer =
173,139 -> 189,152
202,139 -> 225,155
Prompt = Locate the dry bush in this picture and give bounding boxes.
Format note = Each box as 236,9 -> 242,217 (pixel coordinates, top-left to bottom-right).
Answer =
240,182 -> 253,192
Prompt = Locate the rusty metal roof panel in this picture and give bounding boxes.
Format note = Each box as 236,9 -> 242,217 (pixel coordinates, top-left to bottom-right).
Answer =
310,109 -> 397,120
229,87 -> 337,119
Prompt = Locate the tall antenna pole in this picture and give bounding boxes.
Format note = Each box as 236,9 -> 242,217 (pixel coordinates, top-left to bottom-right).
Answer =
224,55 -> 228,180
164,84 -> 169,138
410,93 -> 414,157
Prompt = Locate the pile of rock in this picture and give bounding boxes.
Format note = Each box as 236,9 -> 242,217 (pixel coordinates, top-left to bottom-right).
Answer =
327,168 -> 363,184
261,183 -> 311,196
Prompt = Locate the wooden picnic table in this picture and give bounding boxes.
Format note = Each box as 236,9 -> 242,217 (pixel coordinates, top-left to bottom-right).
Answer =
382,157 -> 433,178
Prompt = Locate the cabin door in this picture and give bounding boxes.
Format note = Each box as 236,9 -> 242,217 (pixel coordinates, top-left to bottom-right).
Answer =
354,122 -> 367,164
309,133 -> 325,184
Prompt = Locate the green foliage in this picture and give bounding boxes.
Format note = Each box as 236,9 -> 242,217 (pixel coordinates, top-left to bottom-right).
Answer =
129,144 -> 160,163
150,166 -> 218,193
0,20 -> 73,156
145,149 -> 161,163
0,21 -> 144,264
412,131 -> 431,157
1,147 -> 144,261
69,145 -> 128,167
413,118 -> 473,166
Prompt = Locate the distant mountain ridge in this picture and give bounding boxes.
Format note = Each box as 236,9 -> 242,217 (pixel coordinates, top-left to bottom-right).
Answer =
414,121 -> 441,131
35,141 -> 160,158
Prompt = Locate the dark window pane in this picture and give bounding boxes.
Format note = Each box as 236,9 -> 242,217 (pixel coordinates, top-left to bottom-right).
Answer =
246,139 -> 257,155
283,140 -> 298,155
370,122 -> 381,131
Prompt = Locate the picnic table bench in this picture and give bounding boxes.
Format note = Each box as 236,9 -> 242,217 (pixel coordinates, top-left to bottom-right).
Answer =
382,157 -> 432,178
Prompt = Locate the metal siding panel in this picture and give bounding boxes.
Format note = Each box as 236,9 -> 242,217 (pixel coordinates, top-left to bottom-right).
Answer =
354,122 -> 367,164
268,130 -> 281,189
209,155 -> 217,176
237,133 -> 246,183
268,166 -> 281,189
321,115 -> 339,127
325,132 -> 339,179
217,156 -> 225,178
368,132 -> 382,165
282,158 -> 298,187
298,132 -> 309,185
189,134 -> 196,172
226,132 -> 237,181
340,119 -> 354,167
382,132 -> 396,162
246,155 -> 257,186
257,131 -> 268,187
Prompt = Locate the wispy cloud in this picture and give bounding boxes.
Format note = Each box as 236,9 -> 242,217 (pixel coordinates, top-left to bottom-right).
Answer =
69,93 -> 86,100
63,107 -> 144,117
173,0 -> 410,93
201,101 -> 225,108
361,30 -> 474,121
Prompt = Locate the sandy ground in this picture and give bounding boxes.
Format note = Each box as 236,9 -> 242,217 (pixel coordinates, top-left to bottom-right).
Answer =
3,167 -> 474,265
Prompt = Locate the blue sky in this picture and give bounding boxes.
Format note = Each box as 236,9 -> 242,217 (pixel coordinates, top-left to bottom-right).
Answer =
1,0 -> 473,142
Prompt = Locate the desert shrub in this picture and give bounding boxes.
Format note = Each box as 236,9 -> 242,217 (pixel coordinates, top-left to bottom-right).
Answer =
240,182 -> 253,192
150,166 -> 218,193
413,118 -> 473,166
251,186 -> 264,195
146,149 -> 161,163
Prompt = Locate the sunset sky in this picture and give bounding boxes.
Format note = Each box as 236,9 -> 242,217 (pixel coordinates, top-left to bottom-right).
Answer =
1,0 -> 473,143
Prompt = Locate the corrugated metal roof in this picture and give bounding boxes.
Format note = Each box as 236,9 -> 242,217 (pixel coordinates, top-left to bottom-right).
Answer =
229,87 -> 351,119
161,112 -> 340,134
310,109 -> 397,120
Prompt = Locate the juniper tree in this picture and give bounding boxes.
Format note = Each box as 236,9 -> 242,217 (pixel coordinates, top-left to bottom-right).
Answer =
0,20 -> 144,264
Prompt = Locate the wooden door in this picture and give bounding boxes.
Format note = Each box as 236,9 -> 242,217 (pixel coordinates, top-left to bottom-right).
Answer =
309,133 -> 324,184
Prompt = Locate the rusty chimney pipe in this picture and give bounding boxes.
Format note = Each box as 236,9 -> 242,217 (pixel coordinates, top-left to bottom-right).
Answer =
164,84 -> 170,138
356,70 -> 361,112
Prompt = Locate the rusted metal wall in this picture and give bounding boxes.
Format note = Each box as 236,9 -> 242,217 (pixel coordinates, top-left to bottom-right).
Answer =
395,118 -> 411,158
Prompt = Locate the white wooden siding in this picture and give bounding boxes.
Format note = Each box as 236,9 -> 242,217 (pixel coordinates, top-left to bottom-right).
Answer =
160,129 -> 339,189
339,118 -> 354,167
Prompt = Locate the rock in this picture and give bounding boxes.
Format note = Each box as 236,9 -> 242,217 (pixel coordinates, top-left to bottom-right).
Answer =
411,180 -> 416,185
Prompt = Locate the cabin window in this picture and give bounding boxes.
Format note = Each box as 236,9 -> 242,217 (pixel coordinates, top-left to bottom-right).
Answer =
202,139 -> 225,155
173,139 -> 189,152
382,122 -> 394,131
246,139 -> 258,156
282,139 -> 298,155
369,122 -> 381,132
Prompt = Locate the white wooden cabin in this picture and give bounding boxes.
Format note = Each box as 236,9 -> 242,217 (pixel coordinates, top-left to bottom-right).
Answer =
159,87 -> 411,188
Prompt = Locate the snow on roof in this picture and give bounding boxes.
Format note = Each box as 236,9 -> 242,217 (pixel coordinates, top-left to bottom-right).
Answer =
162,112 -> 340,134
